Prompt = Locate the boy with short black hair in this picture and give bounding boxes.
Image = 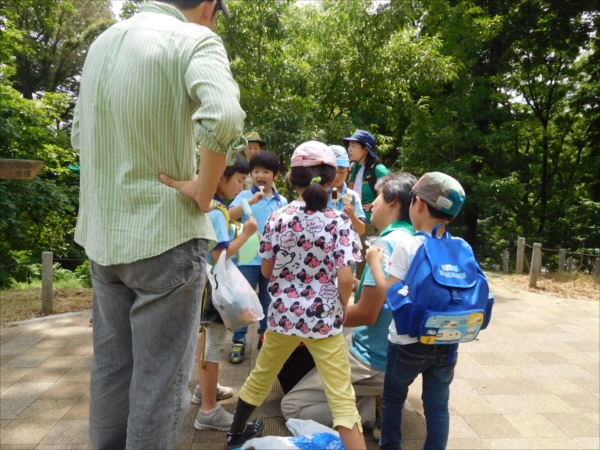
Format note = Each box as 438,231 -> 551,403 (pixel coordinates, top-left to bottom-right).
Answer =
367,172 -> 467,450
228,151 -> 288,363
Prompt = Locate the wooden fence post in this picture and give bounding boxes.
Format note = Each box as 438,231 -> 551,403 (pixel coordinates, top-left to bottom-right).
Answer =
595,258 -> 600,276
516,237 -> 525,274
41,252 -> 53,315
502,250 -> 509,273
567,259 -> 574,272
529,243 -> 542,288
558,249 -> 566,273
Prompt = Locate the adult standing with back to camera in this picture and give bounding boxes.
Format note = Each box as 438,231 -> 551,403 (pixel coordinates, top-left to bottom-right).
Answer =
72,1 -> 245,448
344,130 -> 390,279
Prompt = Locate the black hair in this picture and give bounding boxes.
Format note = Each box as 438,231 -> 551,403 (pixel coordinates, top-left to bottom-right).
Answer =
249,151 -> 280,174
161,0 -> 207,10
223,153 -> 249,179
286,164 -> 336,211
411,195 -> 455,221
374,172 -> 418,221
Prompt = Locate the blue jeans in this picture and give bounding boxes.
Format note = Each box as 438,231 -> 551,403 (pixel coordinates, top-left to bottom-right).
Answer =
89,239 -> 207,450
232,264 -> 270,343
380,342 -> 457,450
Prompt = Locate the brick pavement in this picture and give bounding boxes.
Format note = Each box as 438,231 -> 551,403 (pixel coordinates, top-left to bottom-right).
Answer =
1,283 -> 598,449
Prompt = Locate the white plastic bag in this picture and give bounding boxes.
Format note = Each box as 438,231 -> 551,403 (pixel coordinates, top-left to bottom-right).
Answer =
286,418 -> 339,437
205,252 -> 264,332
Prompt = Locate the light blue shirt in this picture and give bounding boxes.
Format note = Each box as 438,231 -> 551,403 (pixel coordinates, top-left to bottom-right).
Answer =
327,183 -> 366,221
230,186 -> 287,266
206,196 -> 237,265
350,220 -> 414,371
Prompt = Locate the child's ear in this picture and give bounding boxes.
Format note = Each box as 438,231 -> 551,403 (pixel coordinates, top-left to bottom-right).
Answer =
273,172 -> 280,180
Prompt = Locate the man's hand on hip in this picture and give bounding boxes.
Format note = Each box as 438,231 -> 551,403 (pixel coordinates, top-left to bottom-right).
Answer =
160,173 -> 214,212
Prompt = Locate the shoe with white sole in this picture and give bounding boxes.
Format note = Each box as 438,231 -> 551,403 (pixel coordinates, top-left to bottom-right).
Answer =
194,404 -> 233,431
191,383 -> 233,404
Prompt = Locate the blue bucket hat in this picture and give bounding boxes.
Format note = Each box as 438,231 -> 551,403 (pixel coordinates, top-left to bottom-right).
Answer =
342,130 -> 377,158
329,145 -> 350,168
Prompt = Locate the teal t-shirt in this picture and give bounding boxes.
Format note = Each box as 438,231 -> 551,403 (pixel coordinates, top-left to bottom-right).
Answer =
350,220 -> 414,371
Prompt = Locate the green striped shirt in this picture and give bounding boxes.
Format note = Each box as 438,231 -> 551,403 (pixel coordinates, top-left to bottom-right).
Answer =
72,2 -> 246,265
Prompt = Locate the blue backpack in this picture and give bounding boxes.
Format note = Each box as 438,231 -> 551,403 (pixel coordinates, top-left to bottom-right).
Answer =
386,223 -> 494,356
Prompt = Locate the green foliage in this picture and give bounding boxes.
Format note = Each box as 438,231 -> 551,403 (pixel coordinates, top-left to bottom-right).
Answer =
75,260 -> 92,288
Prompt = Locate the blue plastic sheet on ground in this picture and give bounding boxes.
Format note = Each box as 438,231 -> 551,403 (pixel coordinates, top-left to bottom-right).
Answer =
289,432 -> 344,450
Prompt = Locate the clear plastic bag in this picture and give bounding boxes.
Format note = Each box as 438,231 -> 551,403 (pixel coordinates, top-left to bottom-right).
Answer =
205,253 -> 264,332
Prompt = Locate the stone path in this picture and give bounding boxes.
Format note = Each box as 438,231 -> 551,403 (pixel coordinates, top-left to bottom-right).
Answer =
1,283 -> 598,449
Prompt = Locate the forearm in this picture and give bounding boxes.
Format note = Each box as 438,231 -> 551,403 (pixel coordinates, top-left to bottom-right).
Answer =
225,232 -> 254,259
337,267 -> 353,306
351,217 -> 366,235
228,204 -> 244,221
344,286 -> 384,327
196,144 -> 227,207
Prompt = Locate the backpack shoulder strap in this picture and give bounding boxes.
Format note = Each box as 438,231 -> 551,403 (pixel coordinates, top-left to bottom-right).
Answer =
364,161 -> 377,195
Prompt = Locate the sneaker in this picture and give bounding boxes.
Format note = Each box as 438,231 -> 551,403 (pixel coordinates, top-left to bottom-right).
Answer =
229,342 -> 245,364
191,383 -> 234,404
226,419 -> 265,450
194,404 -> 233,431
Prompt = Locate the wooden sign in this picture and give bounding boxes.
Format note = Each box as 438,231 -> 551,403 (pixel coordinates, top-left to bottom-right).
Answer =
0,158 -> 45,180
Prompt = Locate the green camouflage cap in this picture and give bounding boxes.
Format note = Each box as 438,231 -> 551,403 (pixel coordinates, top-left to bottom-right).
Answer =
412,172 -> 466,217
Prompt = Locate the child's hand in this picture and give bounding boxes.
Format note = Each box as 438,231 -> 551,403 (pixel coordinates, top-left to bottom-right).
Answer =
243,216 -> 259,236
249,190 -> 265,205
343,203 -> 356,218
366,245 -> 384,266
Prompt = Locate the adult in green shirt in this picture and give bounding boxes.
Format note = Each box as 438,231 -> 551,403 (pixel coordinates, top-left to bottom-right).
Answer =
344,130 -> 390,279
72,1 -> 254,448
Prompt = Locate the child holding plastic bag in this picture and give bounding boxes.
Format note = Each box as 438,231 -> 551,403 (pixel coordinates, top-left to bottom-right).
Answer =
226,142 -> 366,450
193,154 -> 258,432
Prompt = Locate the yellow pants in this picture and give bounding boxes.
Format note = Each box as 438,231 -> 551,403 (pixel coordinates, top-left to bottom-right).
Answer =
240,330 -> 363,432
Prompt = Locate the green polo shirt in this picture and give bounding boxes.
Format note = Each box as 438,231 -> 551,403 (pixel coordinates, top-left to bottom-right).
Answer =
72,2 -> 246,265
349,162 -> 390,223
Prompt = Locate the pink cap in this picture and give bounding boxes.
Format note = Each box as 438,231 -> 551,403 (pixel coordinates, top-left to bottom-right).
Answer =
290,141 -> 337,168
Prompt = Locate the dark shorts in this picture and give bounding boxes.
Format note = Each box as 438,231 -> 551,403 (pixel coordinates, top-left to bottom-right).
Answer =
200,281 -> 224,325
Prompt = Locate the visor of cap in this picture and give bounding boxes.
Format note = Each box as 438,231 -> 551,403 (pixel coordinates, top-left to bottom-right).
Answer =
216,0 -> 230,19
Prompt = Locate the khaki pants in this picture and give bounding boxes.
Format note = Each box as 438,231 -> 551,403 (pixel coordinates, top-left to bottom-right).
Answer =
240,330 -> 363,431
280,334 -> 385,429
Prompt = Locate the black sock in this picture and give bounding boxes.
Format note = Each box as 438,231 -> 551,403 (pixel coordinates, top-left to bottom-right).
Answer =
229,398 -> 257,434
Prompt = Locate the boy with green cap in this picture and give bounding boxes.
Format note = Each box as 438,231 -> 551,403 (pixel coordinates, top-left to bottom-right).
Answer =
243,131 -> 266,190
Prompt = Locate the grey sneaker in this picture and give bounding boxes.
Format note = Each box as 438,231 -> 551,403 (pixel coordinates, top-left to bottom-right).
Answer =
194,404 -> 233,431
191,383 -> 234,404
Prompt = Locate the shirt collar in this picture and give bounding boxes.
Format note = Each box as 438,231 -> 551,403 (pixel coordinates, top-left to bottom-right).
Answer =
213,193 -> 224,204
251,185 -> 281,202
142,2 -> 188,23
380,220 -> 414,237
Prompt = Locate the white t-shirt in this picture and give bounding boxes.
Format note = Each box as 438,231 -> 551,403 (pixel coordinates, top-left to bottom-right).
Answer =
259,201 -> 361,339
385,233 -> 425,345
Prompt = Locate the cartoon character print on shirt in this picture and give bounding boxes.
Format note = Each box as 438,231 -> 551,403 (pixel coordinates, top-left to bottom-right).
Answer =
297,235 -> 313,251
283,284 -> 299,298
259,202 -> 360,339
314,237 -> 333,253
324,221 -> 338,237
339,229 -> 350,247
300,285 -> 316,299
274,249 -> 296,271
268,282 -> 282,297
295,318 -> 310,334
289,301 -> 305,317
332,249 -> 346,268
312,319 -> 333,335
315,268 -> 330,284
352,240 -> 361,260
273,298 -> 287,314
288,216 -> 304,232
297,269 -> 313,284
259,240 -> 273,254
278,315 -> 294,331
304,252 -> 321,268
279,267 -> 295,282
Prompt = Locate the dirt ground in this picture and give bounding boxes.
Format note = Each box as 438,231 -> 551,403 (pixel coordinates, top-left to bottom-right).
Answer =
489,272 -> 599,302
0,287 -> 92,323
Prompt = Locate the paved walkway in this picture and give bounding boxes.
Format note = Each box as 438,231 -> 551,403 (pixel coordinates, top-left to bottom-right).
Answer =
1,283 -> 598,449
